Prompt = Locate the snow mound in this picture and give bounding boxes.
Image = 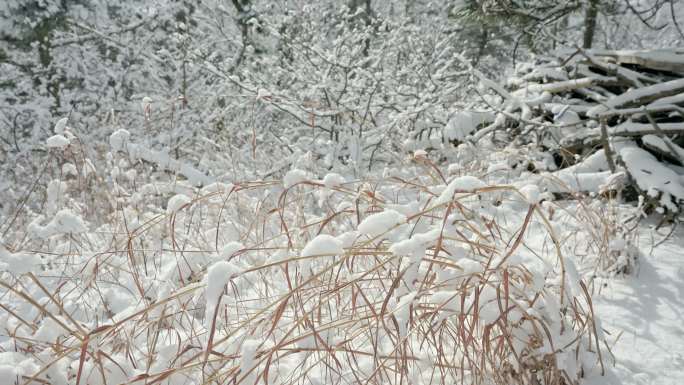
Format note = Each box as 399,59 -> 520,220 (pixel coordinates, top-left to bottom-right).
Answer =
444,111 -> 494,141
358,209 -> 407,238
436,176 -> 486,205
620,146 -> 684,210
221,241 -> 243,259
167,194 -> 191,214
109,129 -> 130,152
301,234 -> 344,257
0,244 -> 40,274
322,173 -> 346,188
519,184 -> 542,204
283,169 -> 309,188
206,261 -> 241,306
54,117 -> 68,134
46,134 -> 70,149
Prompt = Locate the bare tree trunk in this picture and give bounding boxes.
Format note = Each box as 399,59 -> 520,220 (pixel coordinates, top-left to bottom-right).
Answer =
348,0 -> 373,56
363,0 -> 372,56
230,0 -> 252,72
583,0 -> 599,49
348,0 -> 372,26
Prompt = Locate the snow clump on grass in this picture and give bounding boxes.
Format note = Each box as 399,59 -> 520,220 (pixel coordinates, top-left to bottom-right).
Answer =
301,234 -> 344,257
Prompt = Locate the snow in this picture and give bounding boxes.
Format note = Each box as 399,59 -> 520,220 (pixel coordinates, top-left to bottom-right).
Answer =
435,176 -> 486,205
588,78 -> 684,117
649,92 -> 684,107
109,129 -> 130,152
336,231 -> 359,248
413,149 -> 428,159
301,234 -> 344,257
256,88 -> 271,100
126,142 -> 212,186
322,173 -> 345,188
0,244 -> 40,274
0,352 -> 37,384
457,258 -> 482,274
357,209 -> 407,238
444,111 -> 494,141
167,194 -> 192,214
429,291 -> 462,312
62,163 -> 77,176
205,260 -> 241,306
519,184 -> 541,204
240,338 -> 260,375
642,134 -> 684,159
46,134 -> 70,149
620,146 -> 684,209
388,229 -> 439,261
33,317 -> 70,343
391,291 -> 418,337
46,179 -> 67,214
593,228 -> 684,385
552,105 -> 581,129
52,209 -> 88,233
528,77 -> 598,93
0,365 -> 18,382
28,209 -> 88,238
221,241 -> 243,259
201,182 -> 233,195
283,169 -> 309,188
536,149 -> 625,194
610,121 -> 684,135
388,237 -> 426,259
54,117 -> 68,134
141,96 -> 152,112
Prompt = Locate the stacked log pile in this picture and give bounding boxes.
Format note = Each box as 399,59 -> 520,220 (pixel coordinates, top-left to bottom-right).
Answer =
480,48 -> 684,214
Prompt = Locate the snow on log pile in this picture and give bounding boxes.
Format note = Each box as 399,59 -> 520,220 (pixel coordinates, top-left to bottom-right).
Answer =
474,48 -> 684,213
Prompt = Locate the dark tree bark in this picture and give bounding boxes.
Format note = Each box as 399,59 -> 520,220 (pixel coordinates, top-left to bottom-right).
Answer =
583,0 -> 600,48
229,0 -> 252,72
348,0 -> 373,56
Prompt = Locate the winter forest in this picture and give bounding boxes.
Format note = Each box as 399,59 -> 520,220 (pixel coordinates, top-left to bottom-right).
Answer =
1,0 -> 684,384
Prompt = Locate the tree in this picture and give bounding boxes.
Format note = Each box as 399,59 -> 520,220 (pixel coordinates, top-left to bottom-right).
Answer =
450,0 -> 670,52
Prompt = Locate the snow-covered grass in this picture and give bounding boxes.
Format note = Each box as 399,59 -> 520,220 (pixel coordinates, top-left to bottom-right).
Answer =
0,104 -> 680,385
13,105 -> 684,385
1,140 -> 618,385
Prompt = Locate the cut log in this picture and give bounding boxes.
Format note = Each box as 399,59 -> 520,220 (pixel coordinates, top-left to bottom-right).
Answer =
527,76 -> 618,94
590,49 -> 684,75
588,78 -> 684,117
575,54 -> 658,87
597,103 -> 684,118
642,135 -> 684,165
479,48 -> 684,211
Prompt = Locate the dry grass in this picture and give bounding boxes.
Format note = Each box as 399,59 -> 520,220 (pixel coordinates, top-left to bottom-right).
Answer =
0,166 -> 609,385
538,174 -> 641,278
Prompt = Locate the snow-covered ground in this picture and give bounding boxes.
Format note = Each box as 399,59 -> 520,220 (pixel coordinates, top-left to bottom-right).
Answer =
597,225 -> 684,385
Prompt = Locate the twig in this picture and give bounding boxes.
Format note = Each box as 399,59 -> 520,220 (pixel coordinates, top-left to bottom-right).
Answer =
600,118 -> 617,173
643,107 -> 683,164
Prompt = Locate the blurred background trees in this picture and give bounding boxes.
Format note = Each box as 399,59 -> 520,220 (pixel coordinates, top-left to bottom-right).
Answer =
0,0 -> 681,193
